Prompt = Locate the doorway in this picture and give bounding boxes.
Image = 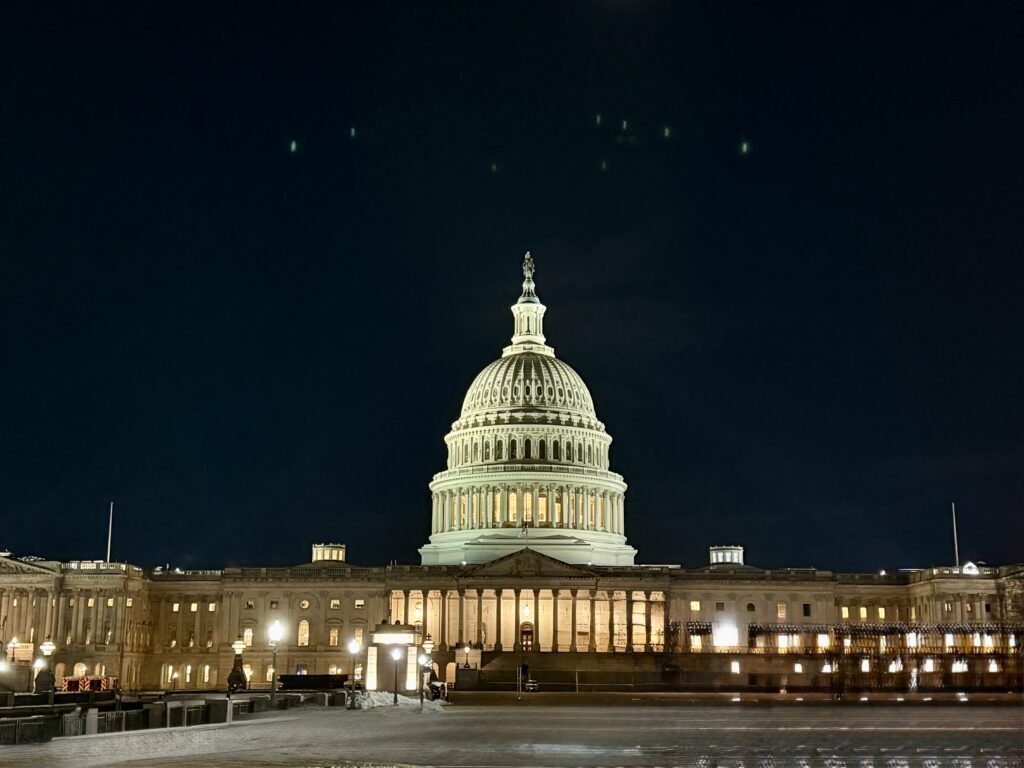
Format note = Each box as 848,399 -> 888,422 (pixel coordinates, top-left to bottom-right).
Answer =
520,622 -> 535,651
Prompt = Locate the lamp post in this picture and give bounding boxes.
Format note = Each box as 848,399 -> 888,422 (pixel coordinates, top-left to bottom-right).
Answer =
463,644 -> 471,668
36,638 -> 56,705
171,670 -> 179,690
227,635 -> 247,694
268,620 -> 284,708
390,647 -> 401,705
347,638 -> 360,686
6,637 -> 18,664
419,634 -> 434,711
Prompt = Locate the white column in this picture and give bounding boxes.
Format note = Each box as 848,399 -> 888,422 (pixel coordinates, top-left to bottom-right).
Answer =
500,486 -> 508,526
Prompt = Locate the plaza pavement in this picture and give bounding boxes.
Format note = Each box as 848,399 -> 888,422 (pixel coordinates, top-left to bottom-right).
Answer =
2,699 -> 1022,767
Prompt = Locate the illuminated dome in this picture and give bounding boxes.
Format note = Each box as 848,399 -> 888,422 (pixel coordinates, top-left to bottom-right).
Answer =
419,253 -> 636,567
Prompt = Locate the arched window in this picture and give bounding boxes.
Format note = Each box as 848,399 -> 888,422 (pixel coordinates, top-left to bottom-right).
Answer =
463,444 -> 468,464
539,440 -> 546,460
510,439 -> 518,460
298,619 -> 310,647
484,442 -> 491,461
552,441 -> 560,460
495,441 -> 503,460
566,442 -> 573,461
524,439 -> 532,459
473,443 -> 479,462
747,603 -> 756,613
587,445 -> 593,464
74,662 -> 89,677
577,443 -> 583,463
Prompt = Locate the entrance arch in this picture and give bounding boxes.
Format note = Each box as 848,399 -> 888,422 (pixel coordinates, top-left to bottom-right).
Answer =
519,622 -> 535,652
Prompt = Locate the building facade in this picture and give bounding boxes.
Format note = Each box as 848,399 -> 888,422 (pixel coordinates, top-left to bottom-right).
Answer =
1,255 -> 1021,693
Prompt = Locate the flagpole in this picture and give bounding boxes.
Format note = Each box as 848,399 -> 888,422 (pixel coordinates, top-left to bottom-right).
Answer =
107,501 -> 114,563
951,502 -> 959,567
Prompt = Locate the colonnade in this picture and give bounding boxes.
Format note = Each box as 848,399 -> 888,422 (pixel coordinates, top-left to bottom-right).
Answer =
390,587 -> 665,653
430,486 -> 625,535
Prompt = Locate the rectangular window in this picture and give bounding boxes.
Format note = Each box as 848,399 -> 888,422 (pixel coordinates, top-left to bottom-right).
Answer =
689,600 -> 701,612
877,606 -> 886,620
88,598 -> 96,608
730,660 -> 740,674
242,663 -> 253,682
841,606 -> 849,619
508,491 -> 518,522
776,603 -> 787,620
330,599 -> 341,609
329,627 -> 339,646
243,627 -> 253,647
265,665 -> 275,682
943,601 -> 952,613
245,600 -> 255,609
985,602 -> 991,613
190,602 -> 198,612
171,602 -> 179,612
106,597 -> 114,608
270,600 -> 279,609
202,665 -> 210,683
354,627 -> 364,644
208,602 -> 216,612
690,635 -> 702,650
802,603 -> 811,618
715,601 -> 725,612
355,599 -> 365,609
859,606 -> 867,620
910,606 -> 917,621
126,597 -> 134,608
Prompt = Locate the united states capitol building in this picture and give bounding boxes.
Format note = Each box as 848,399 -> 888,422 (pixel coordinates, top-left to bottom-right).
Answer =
1,255 -> 1021,694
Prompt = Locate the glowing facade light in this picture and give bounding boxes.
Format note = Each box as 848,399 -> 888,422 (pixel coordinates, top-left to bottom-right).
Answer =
268,620 -> 284,644
390,647 -> 402,661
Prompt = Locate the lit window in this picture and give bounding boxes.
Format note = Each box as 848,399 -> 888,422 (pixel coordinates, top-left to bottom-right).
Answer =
952,659 -> 968,673
330,599 -> 341,609
202,664 -> 210,683
185,664 -> 192,683
329,627 -> 339,646
355,599 -> 365,609
300,599 -> 310,610
944,633 -> 954,648
907,632 -> 918,648
923,658 -> 935,672
988,659 -> 999,673
860,658 -> 870,673
910,606 -> 916,621
243,627 -> 253,647
328,664 -> 340,675
126,598 -> 134,608
354,663 -> 363,680
841,606 -> 849,619
730,660 -> 740,674
777,634 -> 789,649
877,607 -> 885,620
794,663 -> 803,673
190,603 -> 198,613
691,635 -> 702,650
983,634 -> 994,649
88,598 -> 96,608
776,603 -> 786,620
106,597 -> 114,608
265,665 -> 275,682
208,602 -> 216,612
859,606 -> 867,620
354,628 -> 364,644
843,637 -> 851,648
297,619 -> 310,647
816,633 -> 830,648
172,602 -> 179,612
943,601 -> 952,613
689,601 -> 701,612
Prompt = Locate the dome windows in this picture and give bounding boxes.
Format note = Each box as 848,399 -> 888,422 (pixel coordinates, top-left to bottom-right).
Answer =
495,441 -> 504,460
484,442 -> 491,461
510,439 -> 518,460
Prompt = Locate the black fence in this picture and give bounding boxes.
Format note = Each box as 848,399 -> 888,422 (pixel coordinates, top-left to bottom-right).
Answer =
0,715 -> 62,745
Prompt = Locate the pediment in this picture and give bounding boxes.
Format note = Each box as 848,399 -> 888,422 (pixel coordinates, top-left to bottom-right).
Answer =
0,556 -> 57,575
463,548 -> 594,579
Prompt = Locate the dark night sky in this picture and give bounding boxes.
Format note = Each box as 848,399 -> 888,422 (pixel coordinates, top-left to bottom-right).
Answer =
1,3 -> 1021,572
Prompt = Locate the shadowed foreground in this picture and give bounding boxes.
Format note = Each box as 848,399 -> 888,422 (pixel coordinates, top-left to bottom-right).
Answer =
2,703 -> 1022,767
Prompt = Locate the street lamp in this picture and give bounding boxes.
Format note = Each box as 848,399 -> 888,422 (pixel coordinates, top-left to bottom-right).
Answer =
227,635 -> 247,694
171,670 -> 179,690
36,638 -> 57,705
347,638 -> 361,686
6,637 -> 18,663
390,647 -> 402,705
267,620 -> 284,708
463,644 -> 471,668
